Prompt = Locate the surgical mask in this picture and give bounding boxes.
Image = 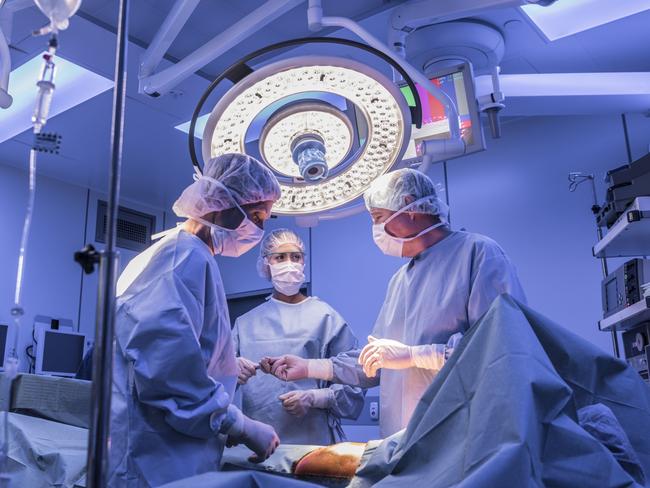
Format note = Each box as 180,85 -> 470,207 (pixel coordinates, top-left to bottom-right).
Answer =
269,262 -> 305,296
372,197 -> 446,257
195,178 -> 264,257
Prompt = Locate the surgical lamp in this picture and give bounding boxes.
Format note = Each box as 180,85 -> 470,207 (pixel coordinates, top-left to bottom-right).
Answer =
191,38 -> 422,219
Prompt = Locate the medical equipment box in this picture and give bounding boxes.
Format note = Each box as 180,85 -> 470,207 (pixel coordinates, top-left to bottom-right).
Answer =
596,153 -> 650,228
602,258 -> 650,319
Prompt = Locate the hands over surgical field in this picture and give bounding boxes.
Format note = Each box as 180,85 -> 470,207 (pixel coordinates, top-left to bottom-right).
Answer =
226,415 -> 280,463
260,355 -> 309,381
237,357 -> 259,385
359,336 -> 414,378
278,390 -> 314,418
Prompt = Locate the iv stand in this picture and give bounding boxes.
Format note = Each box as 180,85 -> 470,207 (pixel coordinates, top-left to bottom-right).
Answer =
79,0 -> 129,485
568,172 -> 620,358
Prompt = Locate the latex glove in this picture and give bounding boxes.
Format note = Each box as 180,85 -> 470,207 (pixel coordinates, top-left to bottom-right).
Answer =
410,332 -> 463,370
261,355 -> 308,381
278,388 -> 332,418
226,415 -> 280,463
237,357 -> 258,385
278,390 -> 314,418
259,356 -> 279,374
261,355 -> 333,381
359,336 -> 413,378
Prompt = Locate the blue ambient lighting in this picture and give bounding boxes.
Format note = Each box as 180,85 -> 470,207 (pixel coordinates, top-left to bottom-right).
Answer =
175,113 -> 208,138
0,54 -> 113,142
0,53 -> 113,142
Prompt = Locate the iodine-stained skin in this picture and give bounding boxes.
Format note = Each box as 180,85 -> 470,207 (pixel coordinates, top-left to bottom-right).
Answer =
294,442 -> 367,479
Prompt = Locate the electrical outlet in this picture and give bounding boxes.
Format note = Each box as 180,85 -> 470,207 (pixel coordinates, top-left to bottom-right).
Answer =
369,401 -> 379,420
342,394 -> 379,425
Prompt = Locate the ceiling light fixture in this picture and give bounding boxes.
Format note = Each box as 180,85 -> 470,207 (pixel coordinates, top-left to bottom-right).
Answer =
188,37 -> 423,219
0,53 -> 113,142
202,56 -> 410,215
521,0 -> 650,41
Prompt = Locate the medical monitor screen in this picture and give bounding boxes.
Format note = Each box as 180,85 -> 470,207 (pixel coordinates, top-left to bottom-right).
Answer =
400,63 -> 484,161
42,331 -> 85,374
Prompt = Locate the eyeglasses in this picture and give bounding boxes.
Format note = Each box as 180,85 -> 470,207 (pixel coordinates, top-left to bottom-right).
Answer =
265,252 -> 305,264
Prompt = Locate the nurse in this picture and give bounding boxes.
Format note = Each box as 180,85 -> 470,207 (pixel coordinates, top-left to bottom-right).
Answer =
109,153 -> 282,487
233,229 -> 365,445
263,168 -> 526,437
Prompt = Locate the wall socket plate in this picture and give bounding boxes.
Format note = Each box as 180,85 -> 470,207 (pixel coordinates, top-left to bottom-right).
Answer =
369,401 -> 379,420
342,395 -> 379,425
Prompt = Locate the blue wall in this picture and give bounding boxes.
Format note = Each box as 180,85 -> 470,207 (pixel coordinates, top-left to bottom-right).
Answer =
0,164 -> 87,369
0,165 -> 166,372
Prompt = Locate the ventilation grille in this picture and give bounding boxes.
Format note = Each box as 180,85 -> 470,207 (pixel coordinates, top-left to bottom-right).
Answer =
95,201 -> 156,252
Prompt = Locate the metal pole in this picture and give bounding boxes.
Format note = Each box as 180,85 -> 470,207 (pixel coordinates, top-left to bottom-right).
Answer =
86,0 -> 129,485
588,177 -> 620,357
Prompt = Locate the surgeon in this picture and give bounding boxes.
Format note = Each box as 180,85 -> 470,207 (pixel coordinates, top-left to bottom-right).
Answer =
109,153 -> 282,487
232,229 -> 365,445
263,168 -> 526,438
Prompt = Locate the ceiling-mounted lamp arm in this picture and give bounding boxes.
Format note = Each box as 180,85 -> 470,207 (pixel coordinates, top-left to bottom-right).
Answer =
384,0 -> 559,141
307,0 -> 461,140
477,65 -> 505,138
139,0 -> 306,97
139,0 -> 201,80
386,0 -> 524,78
0,26 -> 11,108
389,0 -> 554,41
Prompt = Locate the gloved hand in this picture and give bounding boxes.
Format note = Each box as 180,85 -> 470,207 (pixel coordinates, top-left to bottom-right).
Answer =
278,390 -> 314,418
359,334 -> 462,377
261,355 -> 333,381
278,389 -> 332,418
359,336 -> 413,378
237,357 -> 258,385
261,355 -> 308,381
226,415 -> 280,463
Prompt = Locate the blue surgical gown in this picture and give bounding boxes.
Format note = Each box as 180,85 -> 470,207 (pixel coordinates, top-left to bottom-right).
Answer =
233,297 -> 365,445
109,230 -> 238,487
331,231 -> 526,437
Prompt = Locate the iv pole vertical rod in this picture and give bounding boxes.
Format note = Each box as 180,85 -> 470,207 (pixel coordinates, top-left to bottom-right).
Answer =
86,0 -> 129,485
589,178 -> 619,358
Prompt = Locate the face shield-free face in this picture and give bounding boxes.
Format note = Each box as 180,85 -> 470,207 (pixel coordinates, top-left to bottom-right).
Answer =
372,197 -> 445,257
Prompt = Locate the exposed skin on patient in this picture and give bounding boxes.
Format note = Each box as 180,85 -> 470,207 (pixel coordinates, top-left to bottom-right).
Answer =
293,442 -> 367,478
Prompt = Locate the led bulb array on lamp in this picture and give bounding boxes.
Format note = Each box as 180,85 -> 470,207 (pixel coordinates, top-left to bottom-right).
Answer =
202,56 -> 411,215
261,106 -> 353,178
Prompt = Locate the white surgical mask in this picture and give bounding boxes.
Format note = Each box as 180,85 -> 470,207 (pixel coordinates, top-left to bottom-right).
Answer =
372,197 -> 446,257
195,178 -> 264,257
269,262 -> 305,296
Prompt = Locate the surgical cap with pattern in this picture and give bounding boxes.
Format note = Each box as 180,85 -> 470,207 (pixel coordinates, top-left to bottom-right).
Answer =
256,228 -> 305,280
173,153 -> 281,219
363,168 -> 449,222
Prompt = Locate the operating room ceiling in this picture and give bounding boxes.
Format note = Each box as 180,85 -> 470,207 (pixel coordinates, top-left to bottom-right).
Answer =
77,0 -> 406,81
1,0 -> 649,211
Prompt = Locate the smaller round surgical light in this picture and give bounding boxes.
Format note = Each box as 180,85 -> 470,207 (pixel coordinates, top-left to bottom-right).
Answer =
259,102 -> 353,179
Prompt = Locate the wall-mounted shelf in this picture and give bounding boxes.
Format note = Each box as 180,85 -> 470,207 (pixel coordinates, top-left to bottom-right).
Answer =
593,197 -> 650,258
599,297 -> 650,332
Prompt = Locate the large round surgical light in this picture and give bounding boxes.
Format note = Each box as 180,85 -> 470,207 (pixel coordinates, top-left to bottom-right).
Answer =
202,56 -> 411,216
